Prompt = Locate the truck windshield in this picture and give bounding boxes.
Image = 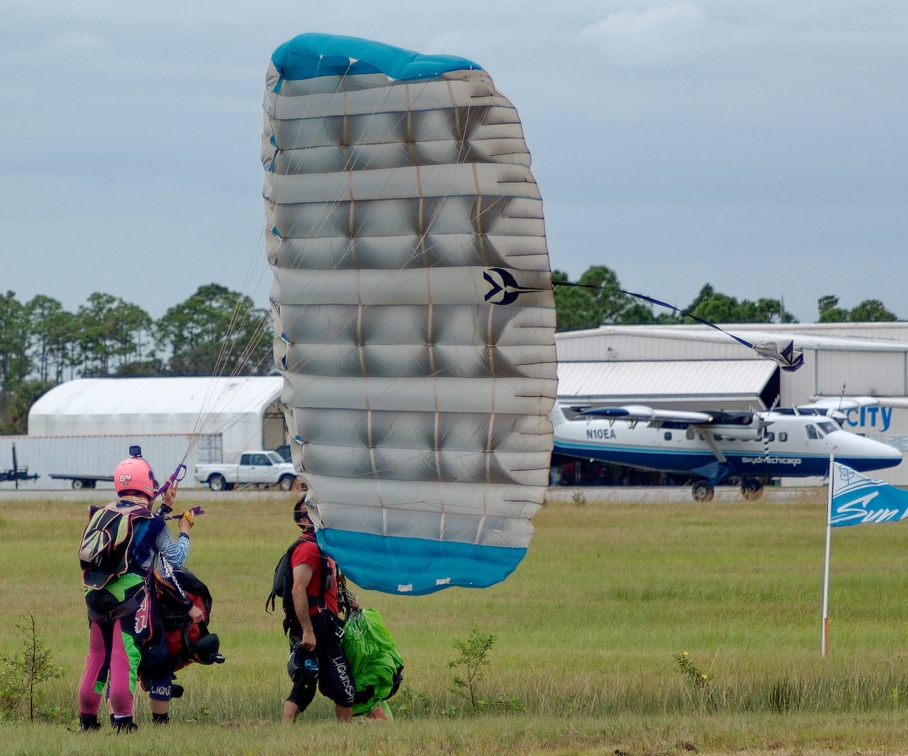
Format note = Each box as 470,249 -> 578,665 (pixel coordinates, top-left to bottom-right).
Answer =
266,451 -> 284,464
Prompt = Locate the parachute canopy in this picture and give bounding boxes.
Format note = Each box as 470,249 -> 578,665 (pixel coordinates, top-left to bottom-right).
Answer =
262,34 -> 558,595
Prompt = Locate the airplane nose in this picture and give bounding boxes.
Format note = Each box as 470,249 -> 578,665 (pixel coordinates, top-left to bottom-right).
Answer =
853,435 -> 903,469
883,444 -> 904,462
830,430 -> 903,472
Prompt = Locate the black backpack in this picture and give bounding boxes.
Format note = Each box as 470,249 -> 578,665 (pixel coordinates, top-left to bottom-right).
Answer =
266,536 -> 349,634
78,502 -> 153,590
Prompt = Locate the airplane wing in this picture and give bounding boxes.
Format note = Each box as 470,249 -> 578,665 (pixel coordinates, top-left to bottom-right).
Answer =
807,397 -> 879,410
578,405 -> 756,427
580,405 -> 714,424
795,397 -> 881,420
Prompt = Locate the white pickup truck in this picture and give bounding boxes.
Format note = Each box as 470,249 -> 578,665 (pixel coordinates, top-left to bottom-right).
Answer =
194,451 -> 303,492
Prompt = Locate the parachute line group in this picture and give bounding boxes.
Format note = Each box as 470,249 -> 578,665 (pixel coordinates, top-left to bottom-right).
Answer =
152,35 -> 557,592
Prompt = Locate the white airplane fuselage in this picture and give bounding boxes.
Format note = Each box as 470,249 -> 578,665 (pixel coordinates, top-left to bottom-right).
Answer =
552,407 -> 902,483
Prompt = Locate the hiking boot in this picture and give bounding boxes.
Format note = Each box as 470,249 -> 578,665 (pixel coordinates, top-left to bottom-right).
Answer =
79,714 -> 101,732
152,712 -> 170,725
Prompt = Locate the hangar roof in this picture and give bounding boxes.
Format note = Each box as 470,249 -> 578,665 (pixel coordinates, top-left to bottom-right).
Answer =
28,376 -> 283,423
557,359 -> 779,409
27,377 -> 284,459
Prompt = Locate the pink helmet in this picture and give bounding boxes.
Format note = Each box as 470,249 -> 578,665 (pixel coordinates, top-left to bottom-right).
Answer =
114,457 -> 157,498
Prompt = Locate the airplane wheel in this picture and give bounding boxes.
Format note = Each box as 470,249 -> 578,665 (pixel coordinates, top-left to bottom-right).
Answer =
691,480 -> 714,502
741,481 -> 764,501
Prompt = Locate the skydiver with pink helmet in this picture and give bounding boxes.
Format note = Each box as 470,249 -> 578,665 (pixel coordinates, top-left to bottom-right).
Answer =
77,447 -> 196,733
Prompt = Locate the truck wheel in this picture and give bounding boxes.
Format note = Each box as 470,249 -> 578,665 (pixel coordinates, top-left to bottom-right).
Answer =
71,479 -> 84,490
278,475 -> 295,492
209,474 -> 228,492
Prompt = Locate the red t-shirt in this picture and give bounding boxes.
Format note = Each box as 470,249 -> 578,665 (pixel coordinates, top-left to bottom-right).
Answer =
289,538 -> 339,617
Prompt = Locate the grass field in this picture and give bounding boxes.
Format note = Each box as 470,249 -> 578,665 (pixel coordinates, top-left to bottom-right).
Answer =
3,490 -> 908,754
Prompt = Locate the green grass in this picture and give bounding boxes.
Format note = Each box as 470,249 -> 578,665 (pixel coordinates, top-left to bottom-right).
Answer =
3,494 -> 908,753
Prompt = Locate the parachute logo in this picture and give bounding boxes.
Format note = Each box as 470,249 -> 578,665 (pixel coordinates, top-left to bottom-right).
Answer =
483,268 -> 545,306
78,527 -> 111,565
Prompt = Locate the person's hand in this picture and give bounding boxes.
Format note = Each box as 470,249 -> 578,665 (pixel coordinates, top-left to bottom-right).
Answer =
162,481 -> 178,509
300,626 -> 316,651
178,509 -> 194,535
188,605 -> 205,623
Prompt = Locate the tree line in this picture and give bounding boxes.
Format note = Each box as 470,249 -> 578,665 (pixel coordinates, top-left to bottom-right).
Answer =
0,284 -> 271,434
0,267 -> 900,434
552,266 -> 899,331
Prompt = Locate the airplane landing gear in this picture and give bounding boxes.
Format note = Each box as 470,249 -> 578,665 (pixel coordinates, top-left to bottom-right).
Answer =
740,478 -> 765,501
691,479 -> 714,502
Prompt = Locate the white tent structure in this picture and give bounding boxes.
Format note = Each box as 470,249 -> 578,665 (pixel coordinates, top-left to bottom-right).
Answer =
28,376 -> 285,463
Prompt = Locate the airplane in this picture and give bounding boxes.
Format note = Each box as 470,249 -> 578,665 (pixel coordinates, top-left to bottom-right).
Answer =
551,398 -> 903,501
0,444 -> 39,488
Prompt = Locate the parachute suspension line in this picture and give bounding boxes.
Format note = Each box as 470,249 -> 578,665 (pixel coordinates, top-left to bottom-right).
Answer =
268,62 -> 407,382
465,97 -> 493,545
343,131 -> 388,533
476,304 -> 497,546
192,53 -> 373,471
273,73 -> 451,385
184,307 -> 272,444
550,282 -> 805,372
412,77 -> 447,540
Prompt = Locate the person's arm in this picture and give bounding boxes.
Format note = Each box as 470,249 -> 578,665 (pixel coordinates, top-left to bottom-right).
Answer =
154,520 -> 191,568
291,563 -> 316,650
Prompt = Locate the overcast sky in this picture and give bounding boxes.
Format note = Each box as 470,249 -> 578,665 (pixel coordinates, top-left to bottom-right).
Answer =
2,1 -> 906,324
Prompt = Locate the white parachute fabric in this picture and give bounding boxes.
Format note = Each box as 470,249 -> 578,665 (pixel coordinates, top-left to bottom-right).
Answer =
262,34 -> 557,595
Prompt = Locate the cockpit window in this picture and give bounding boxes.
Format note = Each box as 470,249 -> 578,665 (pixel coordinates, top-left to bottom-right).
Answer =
818,421 -> 837,435
805,425 -> 819,440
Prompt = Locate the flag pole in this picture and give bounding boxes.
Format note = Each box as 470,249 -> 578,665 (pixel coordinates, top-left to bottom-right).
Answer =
821,453 -> 834,657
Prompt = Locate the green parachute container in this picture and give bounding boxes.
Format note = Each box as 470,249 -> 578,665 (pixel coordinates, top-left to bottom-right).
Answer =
341,608 -> 404,717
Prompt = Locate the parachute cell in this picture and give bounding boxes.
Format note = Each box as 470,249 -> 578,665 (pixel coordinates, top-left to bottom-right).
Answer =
263,33 -> 558,595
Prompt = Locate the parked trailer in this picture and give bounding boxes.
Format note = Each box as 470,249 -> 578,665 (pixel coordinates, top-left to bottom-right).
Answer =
49,473 -> 115,490
0,433 -> 221,490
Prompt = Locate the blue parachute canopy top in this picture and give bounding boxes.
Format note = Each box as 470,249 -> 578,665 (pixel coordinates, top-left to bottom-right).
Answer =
271,33 -> 482,84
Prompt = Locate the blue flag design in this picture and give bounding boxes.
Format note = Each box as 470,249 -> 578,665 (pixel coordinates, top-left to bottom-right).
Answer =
831,461 -> 908,527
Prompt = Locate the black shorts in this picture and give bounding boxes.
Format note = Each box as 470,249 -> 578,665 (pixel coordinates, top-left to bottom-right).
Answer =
287,612 -> 355,709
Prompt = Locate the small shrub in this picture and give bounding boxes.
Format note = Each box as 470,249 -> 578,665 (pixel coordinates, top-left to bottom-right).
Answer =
674,651 -> 716,712
448,628 -> 496,712
0,613 -> 63,722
